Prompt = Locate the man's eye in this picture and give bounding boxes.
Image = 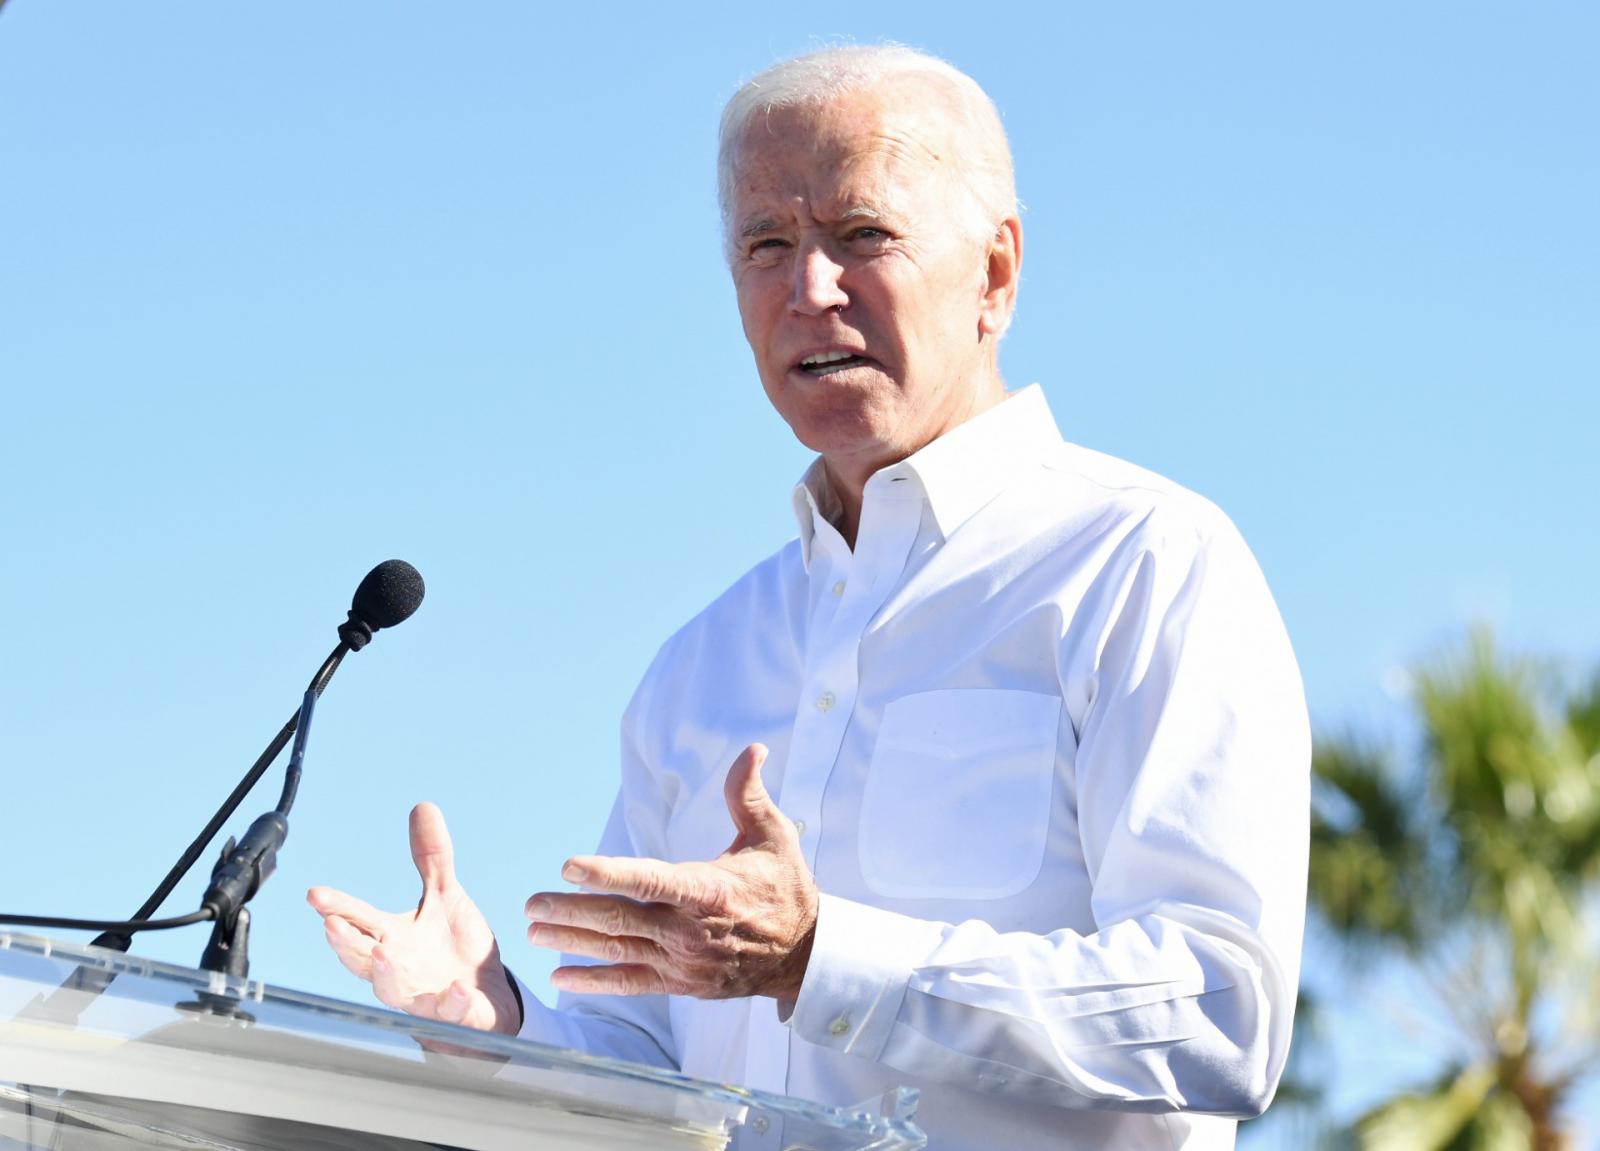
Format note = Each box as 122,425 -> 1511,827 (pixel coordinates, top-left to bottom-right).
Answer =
749,238 -> 789,255
848,227 -> 889,244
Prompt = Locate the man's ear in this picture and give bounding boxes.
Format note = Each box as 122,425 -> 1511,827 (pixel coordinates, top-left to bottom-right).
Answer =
977,216 -> 1023,339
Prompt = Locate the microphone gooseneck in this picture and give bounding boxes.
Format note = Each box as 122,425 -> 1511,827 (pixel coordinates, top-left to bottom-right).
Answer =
194,560 -> 426,966
4,560 -> 426,1017
63,560 -> 426,953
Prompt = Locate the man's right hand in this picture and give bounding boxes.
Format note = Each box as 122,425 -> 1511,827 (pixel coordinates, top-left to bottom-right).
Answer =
307,802 -> 522,1037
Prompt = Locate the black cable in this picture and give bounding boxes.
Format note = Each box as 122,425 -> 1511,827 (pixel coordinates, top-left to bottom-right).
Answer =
275,685 -> 320,816
90,642 -> 348,951
0,909 -> 214,933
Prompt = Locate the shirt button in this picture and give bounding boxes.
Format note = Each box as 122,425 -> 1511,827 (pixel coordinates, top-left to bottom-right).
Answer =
793,819 -> 807,836
830,580 -> 846,597
829,1015 -> 851,1036
815,691 -> 835,712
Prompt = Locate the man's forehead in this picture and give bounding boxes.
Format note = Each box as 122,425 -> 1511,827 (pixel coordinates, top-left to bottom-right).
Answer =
729,96 -> 951,229
735,92 -> 945,167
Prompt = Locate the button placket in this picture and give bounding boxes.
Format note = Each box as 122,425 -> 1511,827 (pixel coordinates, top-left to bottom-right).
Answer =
787,588 -> 879,860
783,494 -> 922,876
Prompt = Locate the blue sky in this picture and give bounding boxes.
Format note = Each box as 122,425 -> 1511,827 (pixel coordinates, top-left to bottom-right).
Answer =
2,2 -> 1596,1141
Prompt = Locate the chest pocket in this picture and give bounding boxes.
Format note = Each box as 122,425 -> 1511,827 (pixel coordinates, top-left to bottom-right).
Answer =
859,688 -> 1062,900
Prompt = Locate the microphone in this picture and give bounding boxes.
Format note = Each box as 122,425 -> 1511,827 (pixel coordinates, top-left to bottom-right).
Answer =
7,561 -> 425,1021
12,560 -> 425,1024
191,560 -> 425,977
339,559 -> 426,651
87,560 -> 426,954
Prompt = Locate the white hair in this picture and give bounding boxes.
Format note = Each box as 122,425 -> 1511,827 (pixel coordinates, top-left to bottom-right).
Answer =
717,44 -> 1017,259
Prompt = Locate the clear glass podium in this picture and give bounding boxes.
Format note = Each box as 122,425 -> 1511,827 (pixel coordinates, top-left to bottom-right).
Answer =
0,932 -> 924,1150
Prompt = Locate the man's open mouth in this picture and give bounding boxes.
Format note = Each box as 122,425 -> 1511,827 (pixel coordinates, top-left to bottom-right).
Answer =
796,350 -> 872,376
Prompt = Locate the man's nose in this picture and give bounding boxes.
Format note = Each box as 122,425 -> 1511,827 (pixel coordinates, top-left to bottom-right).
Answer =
788,244 -> 849,315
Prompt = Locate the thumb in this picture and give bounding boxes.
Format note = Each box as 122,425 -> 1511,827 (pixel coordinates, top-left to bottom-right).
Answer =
410,802 -> 458,896
723,744 -> 785,843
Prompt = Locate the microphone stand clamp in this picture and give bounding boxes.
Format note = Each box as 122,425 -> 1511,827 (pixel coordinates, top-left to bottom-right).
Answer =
183,906 -> 256,1022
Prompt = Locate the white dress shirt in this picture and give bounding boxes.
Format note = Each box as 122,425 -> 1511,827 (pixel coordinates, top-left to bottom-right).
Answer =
517,385 -> 1310,1151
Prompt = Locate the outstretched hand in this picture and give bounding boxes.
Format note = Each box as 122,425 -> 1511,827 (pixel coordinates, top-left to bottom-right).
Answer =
525,744 -> 818,1004
307,803 -> 521,1036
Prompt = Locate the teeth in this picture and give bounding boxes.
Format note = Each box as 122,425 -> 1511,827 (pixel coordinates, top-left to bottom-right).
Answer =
800,350 -> 858,367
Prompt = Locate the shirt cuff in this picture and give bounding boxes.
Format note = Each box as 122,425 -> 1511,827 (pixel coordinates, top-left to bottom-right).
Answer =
508,969 -> 544,1043
788,892 -> 947,1060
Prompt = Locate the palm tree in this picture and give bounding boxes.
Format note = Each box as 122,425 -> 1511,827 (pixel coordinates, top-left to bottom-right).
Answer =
1308,628 -> 1600,1148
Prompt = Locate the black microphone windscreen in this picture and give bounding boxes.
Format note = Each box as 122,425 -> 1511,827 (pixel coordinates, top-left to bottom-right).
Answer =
350,560 -> 425,632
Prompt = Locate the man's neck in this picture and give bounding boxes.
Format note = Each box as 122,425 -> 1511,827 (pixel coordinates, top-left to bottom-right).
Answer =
821,379 -> 1008,549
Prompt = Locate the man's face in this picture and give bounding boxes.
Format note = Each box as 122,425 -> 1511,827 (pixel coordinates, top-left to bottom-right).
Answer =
728,88 -> 1008,479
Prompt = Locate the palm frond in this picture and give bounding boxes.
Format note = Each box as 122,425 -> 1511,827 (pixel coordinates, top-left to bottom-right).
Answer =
1355,1064 -> 1498,1150
1310,736 -> 1438,949
1309,628 -> 1600,1145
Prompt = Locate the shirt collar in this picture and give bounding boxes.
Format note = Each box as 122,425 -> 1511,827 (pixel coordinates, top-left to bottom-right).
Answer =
790,384 -> 1063,567
791,457 -> 842,570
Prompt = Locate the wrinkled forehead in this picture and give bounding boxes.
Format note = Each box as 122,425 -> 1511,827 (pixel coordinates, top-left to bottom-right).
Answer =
729,87 -> 960,226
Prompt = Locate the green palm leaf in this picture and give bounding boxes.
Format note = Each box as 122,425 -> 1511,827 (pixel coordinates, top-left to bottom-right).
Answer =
1303,628 -> 1600,1147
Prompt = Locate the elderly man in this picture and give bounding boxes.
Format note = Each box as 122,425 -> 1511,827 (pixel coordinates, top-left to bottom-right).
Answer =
309,44 -> 1310,1151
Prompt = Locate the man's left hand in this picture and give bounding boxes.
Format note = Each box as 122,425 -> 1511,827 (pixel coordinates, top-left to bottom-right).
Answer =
524,743 -> 818,1003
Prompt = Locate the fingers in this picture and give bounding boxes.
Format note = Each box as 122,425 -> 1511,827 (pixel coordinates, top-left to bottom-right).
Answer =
558,856 -> 724,912
409,802 -> 457,897
525,891 -> 674,945
722,743 -> 787,844
550,963 -> 670,998
306,886 -> 391,936
322,914 -> 378,979
527,919 -> 663,966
